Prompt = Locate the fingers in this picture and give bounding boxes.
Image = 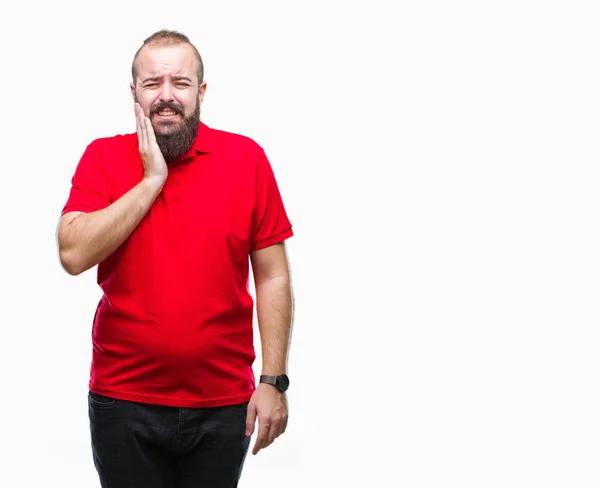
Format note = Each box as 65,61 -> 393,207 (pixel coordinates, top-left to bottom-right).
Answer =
267,412 -> 288,448
135,104 -> 142,145
245,403 -> 257,437
135,103 -> 147,149
135,103 -> 158,149
144,112 -> 157,146
264,423 -> 277,450
283,417 -> 289,437
252,416 -> 272,455
252,412 -> 288,455
277,413 -> 289,439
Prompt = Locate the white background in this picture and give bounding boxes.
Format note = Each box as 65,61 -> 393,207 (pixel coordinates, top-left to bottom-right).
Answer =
1,0 -> 599,486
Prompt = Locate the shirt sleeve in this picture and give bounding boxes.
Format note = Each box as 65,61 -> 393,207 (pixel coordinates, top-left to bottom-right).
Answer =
250,149 -> 294,251
61,141 -> 110,216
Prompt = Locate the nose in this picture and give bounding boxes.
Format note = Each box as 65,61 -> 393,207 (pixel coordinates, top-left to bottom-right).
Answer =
158,81 -> 174,102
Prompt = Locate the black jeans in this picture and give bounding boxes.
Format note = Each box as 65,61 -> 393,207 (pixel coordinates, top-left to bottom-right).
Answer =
88,391 -> 251,488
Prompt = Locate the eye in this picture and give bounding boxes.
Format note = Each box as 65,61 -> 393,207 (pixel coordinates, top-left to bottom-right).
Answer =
144,83 -> 159,89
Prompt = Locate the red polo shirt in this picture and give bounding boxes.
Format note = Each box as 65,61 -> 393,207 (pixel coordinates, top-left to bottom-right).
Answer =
61,122 -> 293,408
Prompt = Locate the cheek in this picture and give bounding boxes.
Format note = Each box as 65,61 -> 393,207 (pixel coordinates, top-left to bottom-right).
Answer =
136,92 -> 157,111
176,95 -> 197,114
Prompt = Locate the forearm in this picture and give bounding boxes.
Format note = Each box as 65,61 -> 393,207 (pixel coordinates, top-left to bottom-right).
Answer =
256,276 -> 293,375
59,177 -> 164,275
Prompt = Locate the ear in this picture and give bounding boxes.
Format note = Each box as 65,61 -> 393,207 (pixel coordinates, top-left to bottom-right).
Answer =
198,81 -> 207,105
130,82 -> 136,102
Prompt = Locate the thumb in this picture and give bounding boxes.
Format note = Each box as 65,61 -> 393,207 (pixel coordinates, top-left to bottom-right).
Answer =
245,402 -> 257,436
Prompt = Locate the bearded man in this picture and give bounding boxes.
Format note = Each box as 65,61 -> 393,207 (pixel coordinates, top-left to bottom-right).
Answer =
57,29 -> 295,488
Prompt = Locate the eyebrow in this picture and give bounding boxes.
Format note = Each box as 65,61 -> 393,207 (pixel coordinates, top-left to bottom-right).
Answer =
141,76 -> 193,84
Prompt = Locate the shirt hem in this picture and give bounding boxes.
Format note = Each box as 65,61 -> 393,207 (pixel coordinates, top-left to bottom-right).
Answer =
251,227 -> 294,251
61,206 -> 95,216
89,383 -> 255,408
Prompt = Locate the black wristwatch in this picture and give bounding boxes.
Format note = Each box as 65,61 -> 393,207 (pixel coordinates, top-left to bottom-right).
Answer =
259,374 -> 290,393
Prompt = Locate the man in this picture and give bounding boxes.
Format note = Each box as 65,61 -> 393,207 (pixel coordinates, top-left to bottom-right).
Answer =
56,29 -> 294,488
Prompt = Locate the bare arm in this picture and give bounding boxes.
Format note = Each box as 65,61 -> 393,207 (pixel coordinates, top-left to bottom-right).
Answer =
250,242 -> 294,375
57,177 -> 164,275
57,103 -> 168,276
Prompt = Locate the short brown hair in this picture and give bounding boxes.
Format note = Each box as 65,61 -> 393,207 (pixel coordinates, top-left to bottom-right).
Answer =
131,29 -> 204,85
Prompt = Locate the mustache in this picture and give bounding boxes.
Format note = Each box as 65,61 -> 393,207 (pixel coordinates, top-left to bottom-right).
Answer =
150,102 -> 184,117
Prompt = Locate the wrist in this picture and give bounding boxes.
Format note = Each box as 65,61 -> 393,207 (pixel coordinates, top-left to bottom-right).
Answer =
259,373 -> 290,393
142,174 -> 166,192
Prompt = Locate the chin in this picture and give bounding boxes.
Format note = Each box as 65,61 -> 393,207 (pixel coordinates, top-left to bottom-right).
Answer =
152,120 -> 181,133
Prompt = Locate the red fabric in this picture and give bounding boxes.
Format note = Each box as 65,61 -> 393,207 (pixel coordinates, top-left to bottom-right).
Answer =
61,123 -> 293,407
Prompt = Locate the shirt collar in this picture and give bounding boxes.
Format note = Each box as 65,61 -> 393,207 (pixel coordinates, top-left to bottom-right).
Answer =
192,121 -> 212,155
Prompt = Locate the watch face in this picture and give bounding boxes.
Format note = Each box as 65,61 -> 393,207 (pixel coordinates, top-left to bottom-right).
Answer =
278,374 -> 290,392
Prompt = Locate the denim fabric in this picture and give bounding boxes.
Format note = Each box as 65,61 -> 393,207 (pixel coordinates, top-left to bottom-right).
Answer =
88,391 -> 251,488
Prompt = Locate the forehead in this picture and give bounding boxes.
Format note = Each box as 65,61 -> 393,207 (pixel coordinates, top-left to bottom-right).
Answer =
135,44 -> 197,81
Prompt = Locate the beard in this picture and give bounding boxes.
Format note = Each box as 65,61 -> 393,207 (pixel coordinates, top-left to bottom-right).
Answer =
137,98 -> 200,164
